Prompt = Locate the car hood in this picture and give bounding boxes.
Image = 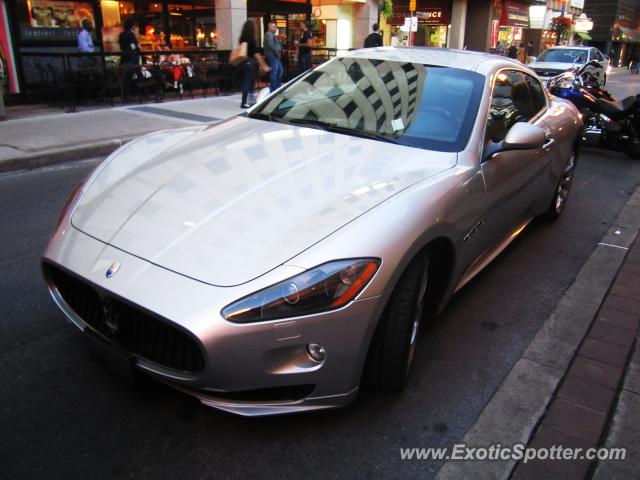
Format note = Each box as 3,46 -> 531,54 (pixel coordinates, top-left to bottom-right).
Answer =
531,62 -> 579,74
72,116 -> 456,286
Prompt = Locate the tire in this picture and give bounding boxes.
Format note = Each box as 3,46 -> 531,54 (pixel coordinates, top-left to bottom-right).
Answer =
366,252 -> 430,390
602,73 -> 607,86
541,148 -> 577,221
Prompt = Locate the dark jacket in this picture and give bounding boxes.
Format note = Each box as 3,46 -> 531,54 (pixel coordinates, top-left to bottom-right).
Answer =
364,32 -> 383,48
239,30 -> 258,57
119,29 -> 140,65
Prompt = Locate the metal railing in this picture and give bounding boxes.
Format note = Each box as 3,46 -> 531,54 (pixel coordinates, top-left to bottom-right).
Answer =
18,47 -> 342,112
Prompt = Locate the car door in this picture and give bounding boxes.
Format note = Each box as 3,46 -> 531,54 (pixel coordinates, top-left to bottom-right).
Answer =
477,69 -> 554,247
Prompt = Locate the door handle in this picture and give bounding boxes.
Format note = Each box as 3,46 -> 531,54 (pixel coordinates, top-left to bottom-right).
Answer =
543,138 -> 555,150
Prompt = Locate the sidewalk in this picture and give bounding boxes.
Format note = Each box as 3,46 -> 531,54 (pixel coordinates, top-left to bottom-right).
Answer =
511,238 -> 640,479
0,94 -> 243,173
436,187 -> 640,480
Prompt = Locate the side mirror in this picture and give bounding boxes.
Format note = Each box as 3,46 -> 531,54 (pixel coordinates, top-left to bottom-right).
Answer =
485,122 -> 546,160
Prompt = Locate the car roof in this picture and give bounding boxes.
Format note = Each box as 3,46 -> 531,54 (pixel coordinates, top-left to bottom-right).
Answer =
344,46 -> 520,74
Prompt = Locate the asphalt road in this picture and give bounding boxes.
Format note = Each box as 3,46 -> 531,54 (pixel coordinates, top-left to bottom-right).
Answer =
2,72 -> 640,480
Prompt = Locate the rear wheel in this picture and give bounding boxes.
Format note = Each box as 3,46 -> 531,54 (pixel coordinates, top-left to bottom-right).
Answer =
366,253 -> 430,390
542,148 -> 577,221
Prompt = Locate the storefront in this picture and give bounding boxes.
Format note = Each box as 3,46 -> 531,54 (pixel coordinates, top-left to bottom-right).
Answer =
386,0 -> 451,48
1,0 -> 219,96
310,3 -> 354,50
492,0 -> 529,53
245,0 -> 310,77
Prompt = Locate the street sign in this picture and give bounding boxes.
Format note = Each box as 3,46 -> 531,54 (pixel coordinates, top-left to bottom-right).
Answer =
410,16 -> 418,32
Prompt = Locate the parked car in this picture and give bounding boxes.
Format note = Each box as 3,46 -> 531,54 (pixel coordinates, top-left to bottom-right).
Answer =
43,47 -> 582,416
530,46 -> 609,85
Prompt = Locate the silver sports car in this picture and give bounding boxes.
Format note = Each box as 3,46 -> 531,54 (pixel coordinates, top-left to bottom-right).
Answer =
43,47 -> 582,416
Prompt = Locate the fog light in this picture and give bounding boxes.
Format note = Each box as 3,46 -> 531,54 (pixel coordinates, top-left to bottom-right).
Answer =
307,343 -> 326,362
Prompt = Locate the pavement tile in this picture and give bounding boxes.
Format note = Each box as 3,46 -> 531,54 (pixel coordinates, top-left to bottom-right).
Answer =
610,281 -> 640,302
543,398 -> 607,443
602,294 -> 640,317
556,375 -> 616,413
592,390 -> 640,480
578,338 -> 631,367
587,321 -> 636,348
512,425 -> 595,480
620,261 -> 640,279
596,307 -> 640,331
625,252 -> 640,266
615,270 -> 640,287
567,356 -> 624,389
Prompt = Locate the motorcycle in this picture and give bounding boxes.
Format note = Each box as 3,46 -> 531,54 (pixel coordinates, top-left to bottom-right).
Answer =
546,60 -> 640,158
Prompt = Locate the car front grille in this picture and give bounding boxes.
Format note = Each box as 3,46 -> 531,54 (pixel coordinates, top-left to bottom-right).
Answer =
45,263 -> 205,374
534,69 -> 564,78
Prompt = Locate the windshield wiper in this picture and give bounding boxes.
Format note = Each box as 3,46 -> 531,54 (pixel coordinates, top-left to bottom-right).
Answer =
287,118 -> 400,145
248,114 -> 399,145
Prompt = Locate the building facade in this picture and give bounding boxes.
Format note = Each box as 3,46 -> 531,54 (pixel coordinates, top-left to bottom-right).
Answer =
583,0 -> 640,65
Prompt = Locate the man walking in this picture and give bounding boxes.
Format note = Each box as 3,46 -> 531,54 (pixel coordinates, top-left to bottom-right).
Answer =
364,23 -> 383,48
264,22 -> 283,92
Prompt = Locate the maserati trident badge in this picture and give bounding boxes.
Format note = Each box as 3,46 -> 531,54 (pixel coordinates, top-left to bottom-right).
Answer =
106,261 -> 121,278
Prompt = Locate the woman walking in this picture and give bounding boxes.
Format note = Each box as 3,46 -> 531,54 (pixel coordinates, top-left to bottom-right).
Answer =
239,20 -> 258,108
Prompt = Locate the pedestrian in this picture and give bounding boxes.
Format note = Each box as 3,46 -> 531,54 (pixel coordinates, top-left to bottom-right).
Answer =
263,21 -> 283,92
517,43 -> 527,63
77,19 -> 95,53
364,23 -> 383,48
526,40 -> 535,63
119,20 -> 140,66
239,20 -> 257,108
507,42 -> 518,59
297,21 -> 312,74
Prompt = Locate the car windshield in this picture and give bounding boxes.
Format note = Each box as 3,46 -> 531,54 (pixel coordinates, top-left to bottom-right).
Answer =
537,48 -> 588,64
248,57 -> 485,152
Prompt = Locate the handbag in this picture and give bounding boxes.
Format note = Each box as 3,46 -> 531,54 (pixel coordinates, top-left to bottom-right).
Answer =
229,42 -> 248,66
256,53 -> 271,74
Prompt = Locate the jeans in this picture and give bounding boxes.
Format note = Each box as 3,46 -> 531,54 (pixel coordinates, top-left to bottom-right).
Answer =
267,54 -> 283,92
299,51 -> 311,74
241,58 -> 256,105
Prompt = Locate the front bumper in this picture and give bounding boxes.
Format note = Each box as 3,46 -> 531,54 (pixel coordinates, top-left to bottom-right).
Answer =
43,225 -> 387,416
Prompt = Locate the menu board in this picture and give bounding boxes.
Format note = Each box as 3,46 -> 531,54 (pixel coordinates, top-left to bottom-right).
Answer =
29,0 -> 95,28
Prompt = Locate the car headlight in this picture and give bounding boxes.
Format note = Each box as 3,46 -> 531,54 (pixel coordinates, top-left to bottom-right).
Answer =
222,259 -> 381,323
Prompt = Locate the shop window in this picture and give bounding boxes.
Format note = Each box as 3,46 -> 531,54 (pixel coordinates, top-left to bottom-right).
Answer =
16,0 -> 96,43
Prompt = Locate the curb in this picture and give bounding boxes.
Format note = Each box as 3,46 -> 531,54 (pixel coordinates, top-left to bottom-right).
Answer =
0,137 -> 137,174
434,186 -> 640,480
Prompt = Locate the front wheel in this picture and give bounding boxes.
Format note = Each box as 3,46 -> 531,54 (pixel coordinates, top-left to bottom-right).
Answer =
541,149 -> 577,221
366,253 -> 430,390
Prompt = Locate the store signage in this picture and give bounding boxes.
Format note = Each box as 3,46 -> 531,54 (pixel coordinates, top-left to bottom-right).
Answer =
574,19 -> 594,32
501,1 -> 530,28
529,5 -> 546,30
387,1 -> 451,25
416,9 -> 449,25
21,25 -> 82,41
28,0 -> 94,28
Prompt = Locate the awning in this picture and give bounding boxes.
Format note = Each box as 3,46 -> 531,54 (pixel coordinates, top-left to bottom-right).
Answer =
614,27 -> 640,44
576,32 -> 592,41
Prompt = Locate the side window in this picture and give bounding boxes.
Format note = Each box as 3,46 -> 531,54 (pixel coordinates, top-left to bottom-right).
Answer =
486,70 -> 536,143
523,73 -> 547,114
592,50 -> 604,61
